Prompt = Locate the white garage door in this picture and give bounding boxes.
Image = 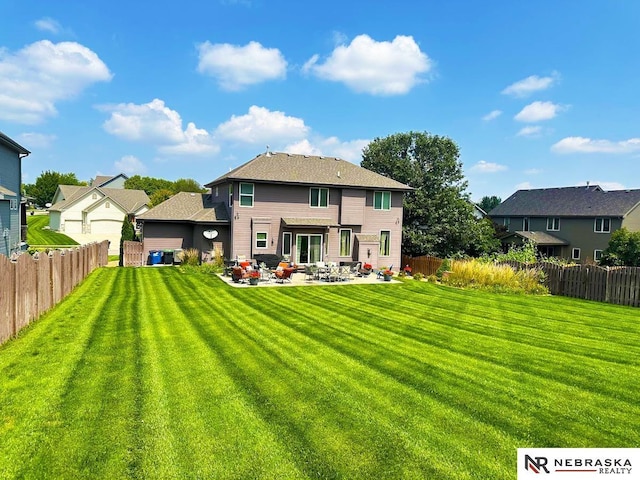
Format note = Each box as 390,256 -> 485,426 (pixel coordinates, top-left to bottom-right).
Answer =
64,220 -> 82,233
91,219 -> 122,235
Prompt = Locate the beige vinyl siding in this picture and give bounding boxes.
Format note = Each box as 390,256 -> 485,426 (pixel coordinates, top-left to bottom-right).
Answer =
340,189 -> 365,225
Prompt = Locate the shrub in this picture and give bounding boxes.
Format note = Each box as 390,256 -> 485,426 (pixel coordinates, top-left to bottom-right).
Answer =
179,248 -> 200,266
443,259 -> 548,295
436,259 -> 451,280
412,272 -> 424,281
486,240 -> 538,264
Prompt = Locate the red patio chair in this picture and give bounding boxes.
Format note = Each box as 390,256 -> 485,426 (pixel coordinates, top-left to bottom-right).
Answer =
275,267 -> 295,283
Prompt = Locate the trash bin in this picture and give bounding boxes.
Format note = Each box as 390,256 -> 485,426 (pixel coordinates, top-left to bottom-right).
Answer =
149,250 -> 162,265
163,249 -> 174,265
173,248 -> 183,264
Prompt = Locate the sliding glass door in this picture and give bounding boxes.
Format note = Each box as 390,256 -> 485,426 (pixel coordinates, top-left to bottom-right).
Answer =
296,234 -> 323,264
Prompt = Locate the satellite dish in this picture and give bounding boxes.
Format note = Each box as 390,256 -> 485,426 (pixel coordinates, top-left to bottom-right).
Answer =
203,229 -> 218,240
45,202 -> 52,208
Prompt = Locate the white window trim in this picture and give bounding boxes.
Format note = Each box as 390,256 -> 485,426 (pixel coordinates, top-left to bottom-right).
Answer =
339,228 -> 352,257
255,231 -> 268,249
522,217 -> 530,231
572,248 -> 581,260
379,229 -> 391,257
503,218 -> 510,227
282,232 -> 292,256
239,182 -> 254,208
309,187 -> 329,208
228,184 -> 233,208
547,217 -> 560,231
594,217 -> 610,233
374,191 -> 391,211
594,249 -> 603,261
9,199 -> 18,210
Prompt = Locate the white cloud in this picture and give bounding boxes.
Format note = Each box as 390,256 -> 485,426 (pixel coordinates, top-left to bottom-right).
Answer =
551,136 -> 640,154
197,41 -> 287,91
482,110 -> 502,121
514,101 -> 565,122
284,137 -> 369,163
470,160 -> 507,173
100,98 -> 219,156
17,132 -> 56,148
34,17 -> 62,34
0,40 -> 112,124
516,126 -> 543,137
502,72 -> 559,97
524,168 -> 543,175
114,155 -> 146,175
215,105 -> 309,144
303,34 -> 431,95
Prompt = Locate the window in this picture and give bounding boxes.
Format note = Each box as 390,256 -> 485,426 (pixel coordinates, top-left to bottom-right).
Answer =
572,248 -> 581,260
228,184 -> 233,207
522,217 -> 530,231
240,183 -> 254,207
92,193 -> 97,200
310,188 -> 329,208
594,249 -> 603,261
105,201 -> 110,209
215,186 -> 219,197
9,199 -> 18,210
594,218 -> 610,233
255,232 -> 267,249
503,218 -> 511,228
339,229 -> 352,257
547,217 -> 560,231
374,191 -> 391,210
282,232 -> 292,256
379,230 -> 390,256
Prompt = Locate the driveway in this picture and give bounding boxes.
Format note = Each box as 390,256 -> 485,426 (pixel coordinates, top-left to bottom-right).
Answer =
64,232 -> 121,255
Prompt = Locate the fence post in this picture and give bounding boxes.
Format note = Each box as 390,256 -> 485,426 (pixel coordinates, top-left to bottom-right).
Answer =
605,267 -> 610,303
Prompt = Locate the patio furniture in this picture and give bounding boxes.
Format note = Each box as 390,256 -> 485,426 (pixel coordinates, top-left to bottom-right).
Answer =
304,265 -> 316,282
231,266 -> 249,283
275,267 -> 295,283
377,264 -> 393,279
254,254 -> 283,269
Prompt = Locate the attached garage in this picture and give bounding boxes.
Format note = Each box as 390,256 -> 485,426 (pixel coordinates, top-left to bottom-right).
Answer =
91,219 -> 121,234
64,220 -> 83,234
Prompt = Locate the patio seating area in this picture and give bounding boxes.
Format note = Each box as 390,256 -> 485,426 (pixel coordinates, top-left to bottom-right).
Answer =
221,260 -> 399,288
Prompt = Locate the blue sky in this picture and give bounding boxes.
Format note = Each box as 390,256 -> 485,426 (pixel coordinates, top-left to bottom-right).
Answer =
1,0 -> 639,201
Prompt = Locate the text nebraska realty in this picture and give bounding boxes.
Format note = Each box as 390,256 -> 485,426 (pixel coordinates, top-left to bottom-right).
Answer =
526,455 -> 632,474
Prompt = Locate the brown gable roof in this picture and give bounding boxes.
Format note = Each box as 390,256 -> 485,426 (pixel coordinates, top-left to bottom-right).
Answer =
49,186 -> 149,213
92,175 -> 114,187
205,152 -> 412,191
137,192 -> 229,223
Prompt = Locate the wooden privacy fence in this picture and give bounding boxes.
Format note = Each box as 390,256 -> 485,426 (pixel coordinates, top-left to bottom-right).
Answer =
0,241 -> 108,345
401,255 -> 443,277
123,241 -> 144,267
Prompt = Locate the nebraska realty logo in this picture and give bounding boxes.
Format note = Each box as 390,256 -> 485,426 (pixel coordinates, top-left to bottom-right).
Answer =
518,449 -> 639,478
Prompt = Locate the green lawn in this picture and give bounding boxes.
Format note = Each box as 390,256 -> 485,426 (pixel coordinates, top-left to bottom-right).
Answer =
26,214 -> 79,246
1,269 -> 638,479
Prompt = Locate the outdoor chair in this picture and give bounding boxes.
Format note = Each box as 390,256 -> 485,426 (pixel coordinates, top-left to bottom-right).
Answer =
304,265 -> 316,282
231,266 -> 249,283
275,267 -> 295,283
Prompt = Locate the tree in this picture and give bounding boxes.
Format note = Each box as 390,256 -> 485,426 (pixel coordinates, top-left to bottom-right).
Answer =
599,228 -> 640,266
119,215 -> 136,266
173,178 -> 206,193
24,171 -> 82,207
149,188 -> 174,207
361,131 -> 497,257
124,175 -> 174,197
478,195 -> 501,214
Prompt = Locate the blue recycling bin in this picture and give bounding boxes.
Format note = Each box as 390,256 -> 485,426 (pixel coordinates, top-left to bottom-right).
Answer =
149,250 -> 162,265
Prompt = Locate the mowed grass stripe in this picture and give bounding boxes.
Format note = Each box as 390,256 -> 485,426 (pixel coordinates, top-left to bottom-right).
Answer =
26,214 -> 79,246
175,275 -> 513,479
0,270 -> 120,479
134,269 -> 305,479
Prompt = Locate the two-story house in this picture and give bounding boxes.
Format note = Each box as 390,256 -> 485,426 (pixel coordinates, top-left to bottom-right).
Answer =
0,132 -> 30,257
139,152 -> 412,268
489,185 -> 640,263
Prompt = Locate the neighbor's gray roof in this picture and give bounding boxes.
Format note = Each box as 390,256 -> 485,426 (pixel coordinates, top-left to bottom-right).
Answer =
205,152 -> 412,191
281,217 -> 339,227
0,131 -> 30,156
489,185 -> 640,217
92,175 -> 114,187
49,186 -> 149,213
137,192 -> 229,223
0,185 -> 17,197
504,231 -> 570,246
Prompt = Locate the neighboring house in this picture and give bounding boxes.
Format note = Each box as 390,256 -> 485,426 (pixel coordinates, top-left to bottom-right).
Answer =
472,203 -> 487,219
49,183 -> 149,253
91,173 -> 128,189
0,132 -> 30,257
139,152 -> 412,268
489,185 -> 640,262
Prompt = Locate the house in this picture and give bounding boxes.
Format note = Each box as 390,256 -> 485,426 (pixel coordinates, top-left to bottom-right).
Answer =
49,182 -> 149,254
91,173 -> 128,189
0,132 -> 30,257
488,185 -> 640,262
138,152 -> 412,268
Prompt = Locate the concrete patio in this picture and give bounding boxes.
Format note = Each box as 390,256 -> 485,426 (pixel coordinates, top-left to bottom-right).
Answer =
219,270 -> 402,288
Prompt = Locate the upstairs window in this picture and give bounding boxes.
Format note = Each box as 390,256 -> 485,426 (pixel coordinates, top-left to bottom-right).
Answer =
374,191 -> 391,210
240,183 -> 254,207
547,217 -> 560,231
310,188 -> 329,208
522,217 -> 530,232
594,218 -> 610,233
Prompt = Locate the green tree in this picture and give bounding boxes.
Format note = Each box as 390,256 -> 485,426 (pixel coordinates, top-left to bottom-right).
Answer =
478,195 -> 502,214
149,188 -> 174,207
173,178 -> 206,193
600,228 -> 640,266
25,171 -> 82,207
119,215 -> 136,266
361,131 -> 496,257
124,175 -> 174,197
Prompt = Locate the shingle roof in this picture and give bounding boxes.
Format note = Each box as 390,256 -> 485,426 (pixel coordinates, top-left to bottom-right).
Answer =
205,152 -> 412,191
504,231 -> 569,246
281,217 -> 339,227
92,175 -> 114,187
0,131 -> 30,155
489,185 -> 640,217
49,186 -> 149,213
137,192 -> 229,223
0,186 -> 17,197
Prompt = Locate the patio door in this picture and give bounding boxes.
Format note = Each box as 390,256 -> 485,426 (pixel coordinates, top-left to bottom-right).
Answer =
296,234 -> 323,264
